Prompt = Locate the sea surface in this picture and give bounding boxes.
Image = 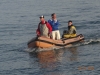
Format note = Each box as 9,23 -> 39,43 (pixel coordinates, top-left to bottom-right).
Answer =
0,0 -> 100,75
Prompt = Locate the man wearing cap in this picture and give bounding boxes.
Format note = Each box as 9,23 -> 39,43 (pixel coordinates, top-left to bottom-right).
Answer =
36,15 -> 52,38
48,13 -> 61,40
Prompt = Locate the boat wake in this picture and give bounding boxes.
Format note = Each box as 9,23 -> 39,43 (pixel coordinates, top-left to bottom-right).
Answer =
83,38 -> 100,45
25,47 -> 62,53
25,48 -> 37,53
74,38 -> 100,47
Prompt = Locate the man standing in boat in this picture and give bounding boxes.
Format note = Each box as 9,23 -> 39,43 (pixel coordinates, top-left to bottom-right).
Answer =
62,20 -> 77,38
36,15 -> 52,38
48,13 -> 61,40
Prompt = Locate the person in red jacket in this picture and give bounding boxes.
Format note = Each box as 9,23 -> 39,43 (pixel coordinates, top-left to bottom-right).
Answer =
36,15 -> 52,38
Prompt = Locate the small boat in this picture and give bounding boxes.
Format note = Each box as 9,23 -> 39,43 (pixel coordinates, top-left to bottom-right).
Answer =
27,34 -> 84,49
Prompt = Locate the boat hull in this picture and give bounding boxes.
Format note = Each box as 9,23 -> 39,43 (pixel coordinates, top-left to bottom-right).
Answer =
27,34 -> 84,49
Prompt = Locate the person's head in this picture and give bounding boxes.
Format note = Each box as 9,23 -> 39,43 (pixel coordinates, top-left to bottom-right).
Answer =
39,15 -> 45,21
51,13 -> 56,19
68,20 -> 73,26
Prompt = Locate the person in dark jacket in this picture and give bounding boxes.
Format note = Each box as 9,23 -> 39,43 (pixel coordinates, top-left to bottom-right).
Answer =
62,20 -> 77,38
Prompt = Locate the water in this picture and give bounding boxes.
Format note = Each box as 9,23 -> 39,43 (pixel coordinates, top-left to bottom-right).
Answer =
0,0 -> 100,75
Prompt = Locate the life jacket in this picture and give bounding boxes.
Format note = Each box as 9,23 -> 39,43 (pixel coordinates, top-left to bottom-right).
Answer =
39,22 -> 49,37
68,25 -> 76,34
62,25 -> 77,38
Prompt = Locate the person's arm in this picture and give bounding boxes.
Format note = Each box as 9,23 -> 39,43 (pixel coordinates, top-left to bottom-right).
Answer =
46,22 -> 52,33
56,20 -> 59,26
48,19 -> 51,24
54,20 -> 60,30
48,19 -> 52,27
36,23 -> 40,36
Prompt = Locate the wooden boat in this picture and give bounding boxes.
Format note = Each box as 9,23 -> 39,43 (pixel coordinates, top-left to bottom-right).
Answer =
27,34 -> 84,49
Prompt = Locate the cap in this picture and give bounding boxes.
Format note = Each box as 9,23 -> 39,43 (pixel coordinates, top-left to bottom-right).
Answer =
39,15 -> 44,18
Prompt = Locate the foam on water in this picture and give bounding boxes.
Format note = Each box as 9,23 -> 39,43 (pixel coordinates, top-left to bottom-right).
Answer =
82,38 -> 100,45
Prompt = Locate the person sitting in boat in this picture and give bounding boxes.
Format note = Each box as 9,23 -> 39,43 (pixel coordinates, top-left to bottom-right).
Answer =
62,20 -> 77,38
36,15 -> 52,38
48,13 -> 61,40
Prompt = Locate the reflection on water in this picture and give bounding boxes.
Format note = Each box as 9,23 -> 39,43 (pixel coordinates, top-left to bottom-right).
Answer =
28,47 -> 78,75
29,47 -> 78,68
68,47 -> 78,61
37,50 -> 58,69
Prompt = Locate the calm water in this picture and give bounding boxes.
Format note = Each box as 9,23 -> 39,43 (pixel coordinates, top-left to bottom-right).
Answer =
0,0 -> 100,75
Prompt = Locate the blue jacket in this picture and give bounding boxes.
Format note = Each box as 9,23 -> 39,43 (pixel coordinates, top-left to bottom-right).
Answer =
48,19 -> 59,31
